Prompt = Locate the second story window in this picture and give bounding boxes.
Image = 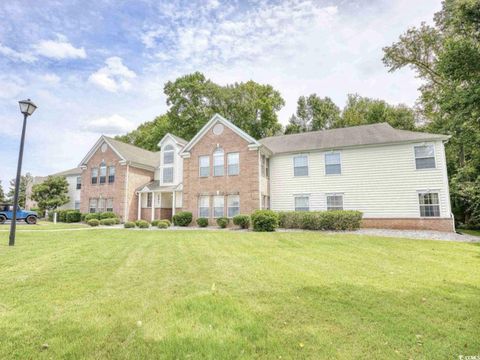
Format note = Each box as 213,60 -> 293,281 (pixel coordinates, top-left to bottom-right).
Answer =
163,167 -> 173,183
91,167 -> 98,184
293,155 -> 308,176
325,152 -> 341,175
163,145 -> 174,165
108,166 -> 115,183
213,148 -> 224,176
76,176 -> 81,189
199,156 -> 210,177
163,144 -> 174,183
227,152 -> 239,176
415,145 -> 436,169
99,162 -> 106,184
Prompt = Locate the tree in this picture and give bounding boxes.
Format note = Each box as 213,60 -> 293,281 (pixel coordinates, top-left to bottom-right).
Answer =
0,181 -> 5,203
116,115 -> 171,151
285,95 -> 341,134
7,173 -> 33,208
31,176 -> 69,212
383,0 -> 480,226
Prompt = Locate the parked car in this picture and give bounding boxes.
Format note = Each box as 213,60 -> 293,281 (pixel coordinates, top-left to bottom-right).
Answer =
0,204 -> 38,224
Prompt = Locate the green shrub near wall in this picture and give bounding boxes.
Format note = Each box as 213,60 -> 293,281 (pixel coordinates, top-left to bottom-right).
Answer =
87,219 -> 100,227
124,221 -> 136,228
151,219 -> 160,227
251,210 -> 279,232
157,220 -> 170,229
233,215 -> 250,229
277,210 -> 363,231
137,220 -> 150,229
196,218 -> 209,227
85,213 -> 101,222
99,212 -> 117,219
216,217 -> 229,228
173,212 -> 192,226
99,218 -> 116,226
65,210 -> 82,223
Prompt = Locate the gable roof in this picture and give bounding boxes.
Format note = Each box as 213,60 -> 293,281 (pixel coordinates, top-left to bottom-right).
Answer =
259,123 -> 450,154
180,114 -> 260,156
79,136 -> 160,169
158,133 -> 188,148
50,167 -> 82,177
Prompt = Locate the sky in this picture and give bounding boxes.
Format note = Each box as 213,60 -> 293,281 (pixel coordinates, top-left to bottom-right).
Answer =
0,0 -> 442,194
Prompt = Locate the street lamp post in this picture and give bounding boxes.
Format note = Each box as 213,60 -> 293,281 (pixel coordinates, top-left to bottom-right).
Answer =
9,99 -> 37,246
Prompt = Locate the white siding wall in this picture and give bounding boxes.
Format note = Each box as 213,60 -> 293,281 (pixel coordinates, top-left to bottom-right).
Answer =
269,141 -> 451,218
58,175 -> 81,210
156,138 -> 184,186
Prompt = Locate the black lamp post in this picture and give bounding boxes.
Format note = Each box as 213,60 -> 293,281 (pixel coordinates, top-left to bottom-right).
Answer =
9,99 -> 37,246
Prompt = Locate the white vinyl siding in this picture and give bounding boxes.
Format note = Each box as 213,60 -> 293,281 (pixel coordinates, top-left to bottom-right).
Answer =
269,141 -> 450,218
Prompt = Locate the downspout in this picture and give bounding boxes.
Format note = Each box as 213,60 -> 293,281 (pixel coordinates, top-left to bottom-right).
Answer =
124,164 -> 130,221
441,140 -> 455,232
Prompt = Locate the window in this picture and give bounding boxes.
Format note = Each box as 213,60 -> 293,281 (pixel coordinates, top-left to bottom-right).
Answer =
326,194 -> 343,211
99,162 -> 106,184
106,198 -> 113,212
227,195 -> 240,217
163,144 -> 174,165
294,196 -> 309,211
325,152 -> 341,175
213,148 -> 224,176
89,198 -> 97,213
293,155 -> 308,176
261,156 -> 270,178
108,166 -> 115,183
415,145 -> 436,169
163,167 -> 174,183
227,153 -> 239,175
91,167 -> 98,184
263,195 -> 270,210
75,201 -> 80,211
76,176 -> 81,189
198,196 -> 210,218
199,156 -> 210,177
147,193 -> 152,208
98,198 -> 106,213
419,192 -> 440,217
213,196 -> 224,218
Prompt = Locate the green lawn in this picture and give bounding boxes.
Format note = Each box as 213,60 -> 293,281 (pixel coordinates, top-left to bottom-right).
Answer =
0,220 -> 89,231
460,229 -> 480,237
0,230 -> 478,359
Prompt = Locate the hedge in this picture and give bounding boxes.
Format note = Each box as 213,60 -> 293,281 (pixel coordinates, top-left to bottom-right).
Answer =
65,210 -> 82,223
99,218 -> 116,226
216,217 -> 229,228
124,221 -> 136,228
151,219 -> 161,227
233,214 -> 250,229
85,213 -> 101,222
173,211 -> 192,226
251,210 -> 279,232
277,210 -> 363,231
157,220 -> 170,229
137,220 -> 150,229
87,219 -> 100,227
99,212 -> 117,220
196,217 -> 209,227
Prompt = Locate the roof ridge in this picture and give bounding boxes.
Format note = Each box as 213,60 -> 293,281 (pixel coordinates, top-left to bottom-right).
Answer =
105,136 -> 157,154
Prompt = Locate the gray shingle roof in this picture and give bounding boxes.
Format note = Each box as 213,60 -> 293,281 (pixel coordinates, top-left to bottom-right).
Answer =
50,167 -> 82,177
104,137 -> 160,168
135,180 -> 181,192
259,123 -> 449,154
169,134 -> 188,146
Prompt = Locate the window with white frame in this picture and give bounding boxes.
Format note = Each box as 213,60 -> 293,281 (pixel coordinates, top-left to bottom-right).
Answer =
213,195 -> 224,217
414,145 -> 436,169
199,156 -> 210,177
106,198 -> 113,212
294,196 -> 309,211
91,167 -> 98,184
213,148 -> 224,176
293,155 -> 308,176
76,176 -> 81,189
418,192 -> 440,217
227,195 -> 240,217
75,201 -> 80,211
163,144 -> 174,165
325,152 -> 341,175
227,153 -> 239,175
108,166 -> 115,183
89,198 -> 97,213
163,167 -> 174,183
146,193 -> 153,208
99,162 -> 107,184
98,198 -> 106,213
198,196 -> 210,218
326,194 -> 343,211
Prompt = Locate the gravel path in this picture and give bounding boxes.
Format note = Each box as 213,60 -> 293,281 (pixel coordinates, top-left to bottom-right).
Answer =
339,228 -> 479,243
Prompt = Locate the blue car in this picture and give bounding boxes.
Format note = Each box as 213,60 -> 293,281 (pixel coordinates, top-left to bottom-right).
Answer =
0,204 -> 38,224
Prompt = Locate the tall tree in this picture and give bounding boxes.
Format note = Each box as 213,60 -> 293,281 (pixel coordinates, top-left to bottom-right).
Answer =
0,180 -> 5,203
285,95 -> 341,134
383,0 -> 480,226
7,173 -> 33,208
31,176 -> 69,212
116,115 -> 171,151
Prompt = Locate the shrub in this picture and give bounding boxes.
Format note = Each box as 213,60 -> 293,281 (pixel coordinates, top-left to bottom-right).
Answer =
137,220 -> 150,229
157,220 -> 170,229
85,213 -> 101,222
31,207 -> 45,218
151,219 -> 160,227
162,219 -> 172,226
65,210 -> 82,223
99,211 -> 117,219
81,213 -> 88,221
196,217 -> 209,227
233,215 -> 250,229
173,211 -> 192,226
99,218 -> 116,226
135,220 -> 144,227
216,217 -> 229,228
124,221 -> 135,228
251,210 -> 279,232
57,210 -> 69,222
277,210 -> 363,231
113,217 -> 121,224
87,219 -> 100,227
278,211 -> 304,229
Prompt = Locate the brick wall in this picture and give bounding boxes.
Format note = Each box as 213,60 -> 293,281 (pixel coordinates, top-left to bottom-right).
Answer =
125,166 -> 154,221
362,218 -> 455,232
182,123 -> 260,225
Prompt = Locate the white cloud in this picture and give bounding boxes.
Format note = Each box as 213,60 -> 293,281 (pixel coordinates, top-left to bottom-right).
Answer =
81,114 -> 135,135
0,75 -> 24,99
88,57 -> 137,92
33,35 -> 86,59
0,43 -> 37,63
39,73 -> 61,84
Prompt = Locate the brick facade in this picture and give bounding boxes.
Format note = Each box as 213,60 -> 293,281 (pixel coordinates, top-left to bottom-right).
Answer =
362,218 -> 454,232
182,123 -> 260,225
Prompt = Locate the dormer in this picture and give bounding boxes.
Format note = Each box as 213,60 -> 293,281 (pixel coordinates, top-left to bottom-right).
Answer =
157,133 -> 187,186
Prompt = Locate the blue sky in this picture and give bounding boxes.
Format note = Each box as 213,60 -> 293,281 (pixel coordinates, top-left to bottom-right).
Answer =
0,0 -> 441,194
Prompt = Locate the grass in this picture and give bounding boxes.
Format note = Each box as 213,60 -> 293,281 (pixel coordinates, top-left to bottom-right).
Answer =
0,230 -> 478,359
460,229 -> 480,237
0,220 -> 89,231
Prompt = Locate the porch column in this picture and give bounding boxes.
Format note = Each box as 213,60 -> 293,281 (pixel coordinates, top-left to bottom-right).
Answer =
151,191 -> 155,222
172,191 -> 176,216
137,193 -> 141,220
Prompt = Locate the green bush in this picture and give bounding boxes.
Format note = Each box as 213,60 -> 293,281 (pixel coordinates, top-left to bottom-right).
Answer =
135,220 -> 144,227
87,219 -> 100,227
173,211 -> 192,226
124,221 -> 136,228
99,211 -> 117,219
31,207 -> 45,218
216,217 -> 229,228
65,210 -> 82,223
151,219 -> 160,227
233,215 -> 250,229
157,220 -> 170,229
99,218 -> 116,226
251,210 -> 279,232
57,210 -> 69,222
162,219 -> 172,226
85,213 -> 101,222
137,220 -> 150,229
113,217 -> 121,224
196,217 -> 209,227
277,210 -> 363,231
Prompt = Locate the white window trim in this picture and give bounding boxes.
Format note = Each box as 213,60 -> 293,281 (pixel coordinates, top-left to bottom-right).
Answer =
199,155 -> 210,177
293,154 -> 309,177
198,196 -> 210,218
227,195 -> 240,218
324,151 -> 342,176
213,195 -> 225,218
227,152 -> 240,176
417,190 -> 441,217
213,148 -> 225,177
325,193 -> 344,211
294,194 -> 310,211
413,143 -> 437,170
